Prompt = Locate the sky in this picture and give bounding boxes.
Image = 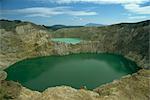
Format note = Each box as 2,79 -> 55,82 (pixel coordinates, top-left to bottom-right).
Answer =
0,0 -> 150,26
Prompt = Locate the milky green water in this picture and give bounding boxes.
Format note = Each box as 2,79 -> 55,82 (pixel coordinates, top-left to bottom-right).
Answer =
5,53 -> 139,91
51,38 -> 81,44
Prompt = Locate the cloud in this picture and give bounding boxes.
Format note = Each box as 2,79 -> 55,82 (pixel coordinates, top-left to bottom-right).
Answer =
72,16 -> 83,21
37,0 -> 149,4
35,0 -> 150,14
124,4 -> 150,14
65,10 -> 97,16
1,7 -> 98,17
128,16 -> 147,19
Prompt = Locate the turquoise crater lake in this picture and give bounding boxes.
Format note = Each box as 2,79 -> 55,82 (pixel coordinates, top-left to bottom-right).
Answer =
5,53 -> 139,91
51,38 -> 81,44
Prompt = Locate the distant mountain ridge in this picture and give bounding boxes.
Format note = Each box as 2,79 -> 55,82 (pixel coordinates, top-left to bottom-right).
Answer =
85,23 -> 105,27
43,25 -> 83,31
44,23 -> 105,30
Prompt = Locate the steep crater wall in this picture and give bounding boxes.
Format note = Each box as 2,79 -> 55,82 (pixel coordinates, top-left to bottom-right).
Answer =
0,20 -> 149,69
0,20 -> 150,100
0,19 -> 150,100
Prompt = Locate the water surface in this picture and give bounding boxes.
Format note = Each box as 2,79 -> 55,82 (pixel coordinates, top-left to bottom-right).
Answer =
5,53 -> 139,91
51,38 -> 81,44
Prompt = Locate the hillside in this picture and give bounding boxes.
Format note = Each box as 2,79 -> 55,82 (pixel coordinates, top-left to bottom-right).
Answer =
51,20 -> 150,40
50,20 -> 150,68
0,19 -> 52,69
44,25 -> 83,31
85,23 -> 104,27
0,19 -> 47,31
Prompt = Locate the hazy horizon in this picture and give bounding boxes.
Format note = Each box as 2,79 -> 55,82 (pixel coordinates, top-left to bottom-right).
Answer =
1,18 -> 149,26
0,0 -> 150,26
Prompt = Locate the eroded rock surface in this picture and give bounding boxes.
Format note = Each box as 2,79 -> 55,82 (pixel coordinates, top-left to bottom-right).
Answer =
0,21 -> 53,69
94,69 -> 150,100
0,71 -> 7,81
0,81 -> 21,100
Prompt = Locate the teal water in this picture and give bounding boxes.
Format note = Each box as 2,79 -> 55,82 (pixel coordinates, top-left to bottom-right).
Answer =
51,38 -> 81,44
5,53 -> 139,91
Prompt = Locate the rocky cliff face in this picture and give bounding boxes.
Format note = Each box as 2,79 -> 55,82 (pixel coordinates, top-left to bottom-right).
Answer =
50,20 -> 150,69
0,20 -> 149,69
0,20 -> 149,100
0,20 -> 54,69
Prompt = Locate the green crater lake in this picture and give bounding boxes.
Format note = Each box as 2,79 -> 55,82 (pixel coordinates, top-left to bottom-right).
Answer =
51,38 -> 81,44
5,53 -> 139,91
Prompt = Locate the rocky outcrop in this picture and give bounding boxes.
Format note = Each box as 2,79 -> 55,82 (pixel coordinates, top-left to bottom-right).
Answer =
0,71 -> 7,81
0,21 -> 53,69
0,81 -> 21,100
94,69 -> 150,100
51,40 -> 149,69
39,86 -> 100,100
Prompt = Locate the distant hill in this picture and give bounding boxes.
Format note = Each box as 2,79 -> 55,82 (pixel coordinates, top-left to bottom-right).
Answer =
85,23 -> 105,27
0,19 -> 47,31
43,25 -> 83,31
